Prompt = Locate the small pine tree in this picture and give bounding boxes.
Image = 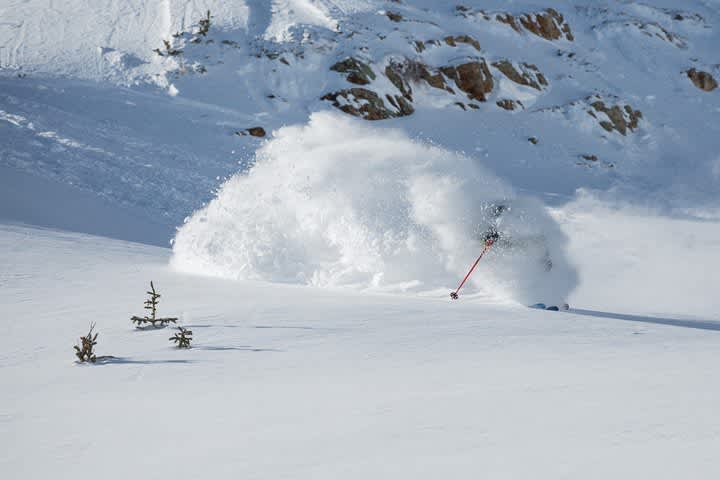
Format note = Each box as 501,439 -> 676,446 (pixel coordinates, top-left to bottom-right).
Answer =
169,327 -> 193,348
198,10 -> 211,36
74,323 -> 98,363
131,281 -> 178,328
162,39 -> 182,56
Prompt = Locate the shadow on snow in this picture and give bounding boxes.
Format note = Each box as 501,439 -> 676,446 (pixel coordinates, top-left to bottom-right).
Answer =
570,309 -> 720,332
93,356 -> 194,365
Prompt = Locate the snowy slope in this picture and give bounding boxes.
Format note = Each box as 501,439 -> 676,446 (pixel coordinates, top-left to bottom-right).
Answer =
2,0 -> 719,240
2,223 -> 720,479
0,0 -> 250,82
2,1 -> 720,476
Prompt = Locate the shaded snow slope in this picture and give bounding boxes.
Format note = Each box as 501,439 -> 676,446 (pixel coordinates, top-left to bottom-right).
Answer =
0,77 -> 257,238
0,165 -> 171,245
2,223 -> 720,479
172,111 -> 578,304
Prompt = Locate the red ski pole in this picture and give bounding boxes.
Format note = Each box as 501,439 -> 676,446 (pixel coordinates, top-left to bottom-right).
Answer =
450,238 -> 494,300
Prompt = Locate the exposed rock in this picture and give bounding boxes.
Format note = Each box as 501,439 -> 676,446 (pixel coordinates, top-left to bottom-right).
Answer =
236,127 -> 266,137
386,11 -> 403,22
497,99 -> 524,110
588,99 -> 642,136
455,5 -> 491,20
522,8 -> 574,41
440,61 -> 494,101
385,94 -> 415,116
498,9 -> 573,41
528,136 -> 539,145
588,16 -> 687,49
387,58 -> 449,92
330,57 -> 376,85
455,102 -> 467,111
443,35 -> 481,51
635,22 -> 687,49
496,14 -> 523,33
385,63 -> 413,100
424,71 -> 449,90
687,68 -> 718,92
322,88 -> 411,121
492,60 -> 548,90
581,154 -> 598,161
247,127 -> 266,137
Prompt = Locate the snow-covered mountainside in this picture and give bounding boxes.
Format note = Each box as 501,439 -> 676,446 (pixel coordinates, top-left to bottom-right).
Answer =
2,222 -> 720,479
3,0 -> 719,230
2,0 -> 719,291
2,1 -> 720,477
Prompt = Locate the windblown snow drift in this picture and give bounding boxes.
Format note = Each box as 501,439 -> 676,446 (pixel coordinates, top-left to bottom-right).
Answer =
172,112 -> 577,304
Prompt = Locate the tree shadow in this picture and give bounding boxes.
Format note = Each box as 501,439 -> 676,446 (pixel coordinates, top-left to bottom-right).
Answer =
252,325 -> 315,330
93,356 -> 194,365
133,325 -> 171,331
184,324 -> 242,329
195,346 -> 282,352
185,324 -> 316,331
569,309 -> 720,332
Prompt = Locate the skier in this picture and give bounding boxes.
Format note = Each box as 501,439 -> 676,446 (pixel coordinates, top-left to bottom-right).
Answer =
452,203 -> 569,310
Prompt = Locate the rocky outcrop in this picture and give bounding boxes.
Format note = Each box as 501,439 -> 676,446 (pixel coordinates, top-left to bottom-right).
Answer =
386,11 -> 403,22
236,127 -> 266,137
385,62 -> 413,100
440,61 -> 494,102
385,94 -> 415,116
330,57 -> 376,85
588,99 -> 642,136
443,35 -> 481,51
321,88 -> 411,121
323,28 -> 510,121
637,22 -> 687,49
492,60 -> 548,90
687,68 -> 718,92
415,35 -> 482,53
323,56 -> 499,120
497,9 -> 574,41
588,15 -> 688,49
386,58 -> 451,93
247,127 -> 266,137
497,99 -> 522,110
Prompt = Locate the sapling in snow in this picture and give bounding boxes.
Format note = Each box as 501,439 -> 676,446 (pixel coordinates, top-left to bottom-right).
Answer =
198,10 -> 212,36
153,39 -> 182,57
169,327 -> 193,349
74,323 -> 98,363
131,281 -> 178,328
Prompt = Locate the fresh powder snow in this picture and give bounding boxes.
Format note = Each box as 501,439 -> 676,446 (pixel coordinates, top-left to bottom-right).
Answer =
1,0 -> 720,478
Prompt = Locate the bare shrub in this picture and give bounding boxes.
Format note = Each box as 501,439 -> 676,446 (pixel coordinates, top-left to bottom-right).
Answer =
74,323 -> 98,363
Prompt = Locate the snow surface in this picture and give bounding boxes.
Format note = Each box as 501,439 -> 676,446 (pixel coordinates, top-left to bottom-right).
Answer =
2,0 -> 720,476
2,221 -> 720,479
0,0 -> 250,82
